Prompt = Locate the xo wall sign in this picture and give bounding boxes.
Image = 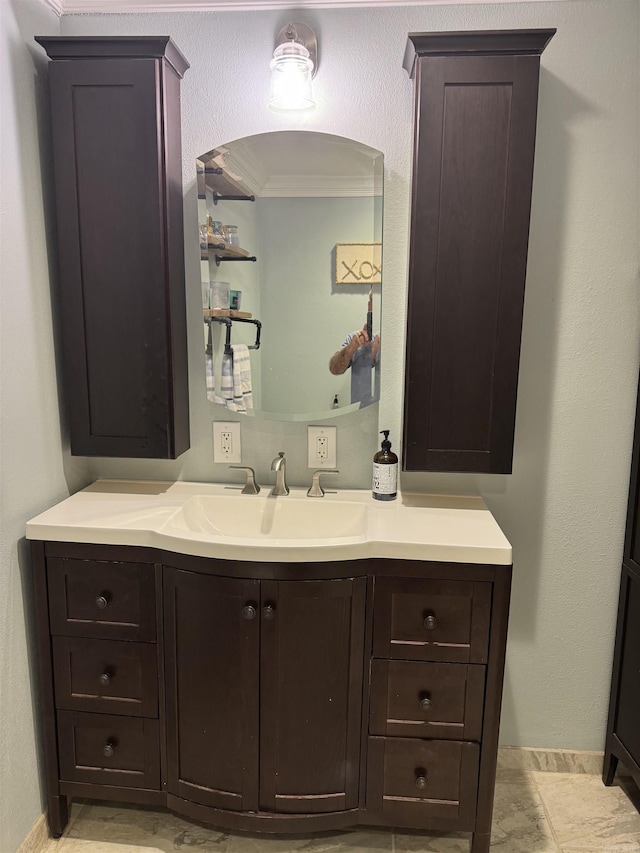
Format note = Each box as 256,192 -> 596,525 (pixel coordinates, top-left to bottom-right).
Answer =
335,243 -> 382,285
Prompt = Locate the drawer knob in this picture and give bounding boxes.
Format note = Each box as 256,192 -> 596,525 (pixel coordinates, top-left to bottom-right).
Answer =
415,774 -> 428,790
98,672 -> 112,687
103,741 -> 115,758
242,604 -> 257,621
262,604 -> 275,620
423,614 -> 438,630
95,594 -> 110,610
419,697 -> 432,711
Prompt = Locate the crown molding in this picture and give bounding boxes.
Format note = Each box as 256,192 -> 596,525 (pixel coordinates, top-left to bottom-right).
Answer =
44,0 -> 560,15
43,0 -> 64,14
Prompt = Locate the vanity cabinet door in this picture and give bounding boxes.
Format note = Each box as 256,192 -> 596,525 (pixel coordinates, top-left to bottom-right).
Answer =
164,569 -> 260,811
402,31 -> 554,474
259,578 -> 367,813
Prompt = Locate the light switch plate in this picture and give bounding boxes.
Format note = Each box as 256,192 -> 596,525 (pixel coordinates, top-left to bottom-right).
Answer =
213,421 -> 241,463
307,425 -> 337,468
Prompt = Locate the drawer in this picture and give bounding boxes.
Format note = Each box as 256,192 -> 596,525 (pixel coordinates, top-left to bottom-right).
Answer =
48,558 -> 157,641
369,660 -> 485,741
57,710 -> 160,789
53,637 -> 158,717
373,577 -> 491,663
367,736 -> 479,829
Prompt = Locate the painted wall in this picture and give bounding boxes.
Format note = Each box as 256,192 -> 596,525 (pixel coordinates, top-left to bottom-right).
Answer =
58,0 -> 639,754
0,2 -> 92,850
57,2 -> 640,754
2,2 -> 638,847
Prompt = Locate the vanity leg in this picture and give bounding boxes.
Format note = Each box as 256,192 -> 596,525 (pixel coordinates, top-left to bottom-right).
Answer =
602,750 -> 618,786
470,830 -> 491,853
48,793 -> 69,837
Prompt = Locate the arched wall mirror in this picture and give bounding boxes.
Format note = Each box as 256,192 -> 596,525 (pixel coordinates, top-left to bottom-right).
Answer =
197,131 -> 383,422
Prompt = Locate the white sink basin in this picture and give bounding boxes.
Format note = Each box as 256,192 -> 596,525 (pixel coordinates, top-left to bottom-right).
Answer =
163,494 -> 368,541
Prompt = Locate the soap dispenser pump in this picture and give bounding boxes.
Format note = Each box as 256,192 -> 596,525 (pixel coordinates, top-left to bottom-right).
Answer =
372,430 -> 398,501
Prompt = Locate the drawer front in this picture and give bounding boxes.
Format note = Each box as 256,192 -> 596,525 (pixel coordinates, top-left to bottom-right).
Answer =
373,577 -> 491,663
48,558 -> 157,641
369,660 -> 485,741
57,710 -> 160,789
53,637 -> 158,717
367,736 -> 479,829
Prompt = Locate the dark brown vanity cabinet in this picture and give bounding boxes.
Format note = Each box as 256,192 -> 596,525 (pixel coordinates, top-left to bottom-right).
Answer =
32,543 -> 511,853
604,374 -> 640,793
164,569 -> 366,815
402,30 -> 555,473
36,37 -> 190,458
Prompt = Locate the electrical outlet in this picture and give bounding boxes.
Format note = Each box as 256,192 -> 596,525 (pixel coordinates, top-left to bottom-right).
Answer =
308,425 -> 337,468
213,421 -> 241,463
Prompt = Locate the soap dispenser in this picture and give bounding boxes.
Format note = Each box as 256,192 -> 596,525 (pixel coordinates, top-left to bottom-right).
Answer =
372,430 -> 398,501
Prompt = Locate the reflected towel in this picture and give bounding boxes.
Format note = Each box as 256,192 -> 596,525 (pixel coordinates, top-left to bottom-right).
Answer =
230,344 -> 253,411
211,345 -> 252,412
205,323 -> 217,402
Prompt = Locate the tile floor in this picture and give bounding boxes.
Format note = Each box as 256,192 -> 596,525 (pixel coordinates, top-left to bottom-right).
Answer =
42,771 -> 640,853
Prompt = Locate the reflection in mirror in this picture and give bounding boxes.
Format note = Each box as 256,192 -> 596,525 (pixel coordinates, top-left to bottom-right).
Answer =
197,131 -> 383,422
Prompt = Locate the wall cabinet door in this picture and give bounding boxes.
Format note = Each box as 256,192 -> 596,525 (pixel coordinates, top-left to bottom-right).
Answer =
164,570 -> 366,814
402,30 -> 554,474
36,38 -> 190,459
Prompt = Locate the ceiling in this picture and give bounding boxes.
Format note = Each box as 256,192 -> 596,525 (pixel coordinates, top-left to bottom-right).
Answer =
44,0 -> 555,15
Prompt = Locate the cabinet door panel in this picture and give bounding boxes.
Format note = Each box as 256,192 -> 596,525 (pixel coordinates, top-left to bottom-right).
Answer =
43,49 -> 189,459
373,577 -> 491,664
367,736 -> 479,829
403,52 -> 544,473
624,377 -> 640,569
164,569 -> 260,811
615,568 -> 640,763
259,578 -> 366,813
53,636 -> 158,717
57,710 -> 160,790
48,558 -> 157,641
369,660 -> 485,741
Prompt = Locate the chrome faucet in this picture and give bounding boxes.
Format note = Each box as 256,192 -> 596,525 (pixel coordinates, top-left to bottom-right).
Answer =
270,452 -> 289,496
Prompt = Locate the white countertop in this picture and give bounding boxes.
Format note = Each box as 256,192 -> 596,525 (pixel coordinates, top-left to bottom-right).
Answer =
26,479 -> 512,565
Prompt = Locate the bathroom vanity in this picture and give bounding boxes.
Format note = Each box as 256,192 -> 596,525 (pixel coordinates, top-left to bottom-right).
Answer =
28,481 -> 511,853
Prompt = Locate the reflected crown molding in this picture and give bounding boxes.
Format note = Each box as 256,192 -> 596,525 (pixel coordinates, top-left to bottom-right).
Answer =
44,0 -> 561,14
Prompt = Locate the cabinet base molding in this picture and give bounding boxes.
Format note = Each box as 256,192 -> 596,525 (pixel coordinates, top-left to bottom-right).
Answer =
166,795 -> 361,833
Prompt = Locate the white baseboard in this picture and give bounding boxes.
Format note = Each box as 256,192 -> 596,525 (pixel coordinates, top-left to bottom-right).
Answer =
17,814 -> 50,853
498,746 -> 607,775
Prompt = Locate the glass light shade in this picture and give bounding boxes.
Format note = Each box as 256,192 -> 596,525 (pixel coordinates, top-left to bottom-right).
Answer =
269,41 -> 315,112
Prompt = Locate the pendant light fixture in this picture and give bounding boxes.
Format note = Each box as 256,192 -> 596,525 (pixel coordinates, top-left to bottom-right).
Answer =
269,23 -> 318,113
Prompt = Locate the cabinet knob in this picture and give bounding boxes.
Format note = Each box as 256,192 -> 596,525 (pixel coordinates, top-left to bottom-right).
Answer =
262,604 -> 275,620
423,614 -> 438,630
419,696 -> 432,711
103,741 -> 115,758
415,774 -> 428,790
242,604 -> 257,621
98,672 -> 112,687
95,594 -> 110,610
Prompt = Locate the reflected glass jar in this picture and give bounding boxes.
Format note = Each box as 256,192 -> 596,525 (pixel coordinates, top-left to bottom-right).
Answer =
224,225 -> 239,247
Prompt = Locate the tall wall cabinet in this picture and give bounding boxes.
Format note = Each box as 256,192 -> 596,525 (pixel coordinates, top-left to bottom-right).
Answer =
402,30 -> 555,474
36,37 -> 190,459
603,375 -> 640,793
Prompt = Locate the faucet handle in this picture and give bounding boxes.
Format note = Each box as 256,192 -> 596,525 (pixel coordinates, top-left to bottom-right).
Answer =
307,469 -> 340,498
229,465 -> 261,495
